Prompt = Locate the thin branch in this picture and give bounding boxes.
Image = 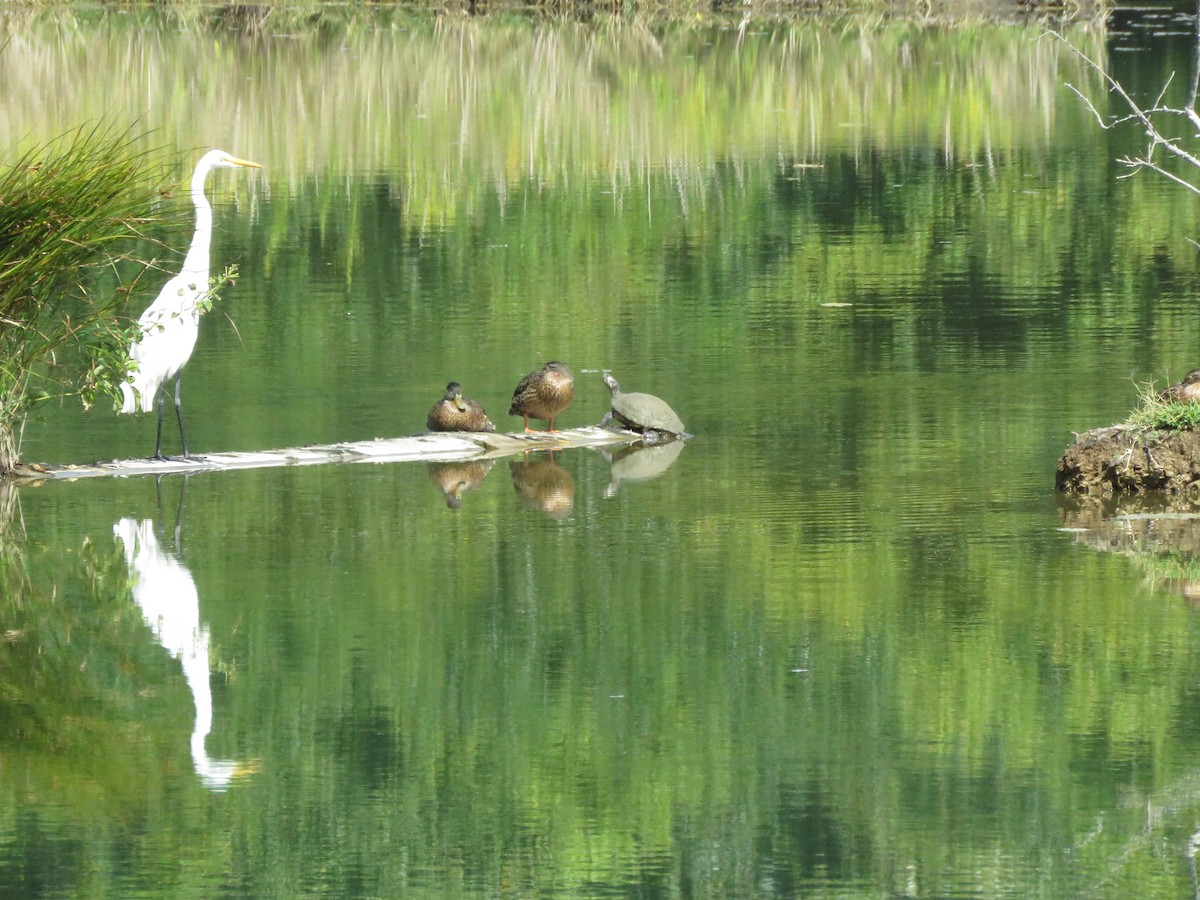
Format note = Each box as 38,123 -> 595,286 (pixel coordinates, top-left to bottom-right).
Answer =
1116,156 -> 1200,196
1052,28 -> 1200,193
1063,82 -> 1109,128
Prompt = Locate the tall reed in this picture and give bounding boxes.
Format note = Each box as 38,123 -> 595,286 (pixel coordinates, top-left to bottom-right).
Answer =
0,127 -> 166,473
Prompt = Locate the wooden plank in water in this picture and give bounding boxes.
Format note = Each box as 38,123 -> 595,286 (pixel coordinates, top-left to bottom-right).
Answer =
10,427 -> 643,481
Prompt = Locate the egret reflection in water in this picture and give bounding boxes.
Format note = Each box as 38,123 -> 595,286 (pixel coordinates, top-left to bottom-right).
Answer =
114,512 -> 251,791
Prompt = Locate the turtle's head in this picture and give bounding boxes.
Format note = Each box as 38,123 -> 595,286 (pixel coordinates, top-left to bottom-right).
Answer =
602,371 -> 620,395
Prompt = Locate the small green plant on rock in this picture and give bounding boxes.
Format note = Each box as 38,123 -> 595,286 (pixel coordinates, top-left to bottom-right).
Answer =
1127,380 -> 1200,432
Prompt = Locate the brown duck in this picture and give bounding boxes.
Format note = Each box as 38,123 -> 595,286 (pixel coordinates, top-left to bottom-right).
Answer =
508,361 -> 574,432
426,382 -> 495,432
1160,369 -> 1200,402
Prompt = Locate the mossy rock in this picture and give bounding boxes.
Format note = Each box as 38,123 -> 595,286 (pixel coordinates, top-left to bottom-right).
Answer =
1056,425 -> 1200,494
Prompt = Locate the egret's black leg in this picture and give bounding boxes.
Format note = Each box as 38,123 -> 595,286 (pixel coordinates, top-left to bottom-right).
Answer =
173,475 -> 188,551
173,376 -> 189,459
154,388 -> 167,460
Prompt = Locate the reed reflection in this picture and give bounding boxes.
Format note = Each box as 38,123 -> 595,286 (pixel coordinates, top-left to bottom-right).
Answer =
602,440 -> 686,497
509,454 -> 574,518
114,491 -> 252,791
426,459 -> 494,509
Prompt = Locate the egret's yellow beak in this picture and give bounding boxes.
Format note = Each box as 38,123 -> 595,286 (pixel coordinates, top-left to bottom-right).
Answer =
229,156 -> 263,169
233,759 -> 263,778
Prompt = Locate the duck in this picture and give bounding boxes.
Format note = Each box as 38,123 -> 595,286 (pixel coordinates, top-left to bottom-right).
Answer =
1160,369 -> 1200,402
426,382 -> 495,432
508,361 -> 575,432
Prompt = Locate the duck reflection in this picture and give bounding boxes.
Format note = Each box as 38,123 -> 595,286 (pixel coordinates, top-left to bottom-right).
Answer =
114,513 -> 252,791
603,440 -> 686,497
426,459 -> 495,509
509,455 -> 574,518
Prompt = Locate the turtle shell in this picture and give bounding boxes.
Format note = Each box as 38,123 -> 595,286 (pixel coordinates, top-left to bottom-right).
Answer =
603,373 -> 687,435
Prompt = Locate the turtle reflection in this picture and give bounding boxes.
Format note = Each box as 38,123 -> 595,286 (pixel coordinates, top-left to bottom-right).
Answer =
427,459 -> 495,509
509,455 -> 574,518
603,440 -> 686,497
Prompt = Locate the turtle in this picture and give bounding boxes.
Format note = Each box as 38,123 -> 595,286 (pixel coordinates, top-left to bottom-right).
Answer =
426,382 -> 495,433
508,361 -> 575,432
601,372 -> 689,441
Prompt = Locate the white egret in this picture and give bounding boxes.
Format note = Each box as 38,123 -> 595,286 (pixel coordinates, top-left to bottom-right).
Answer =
119,149 -> 262,459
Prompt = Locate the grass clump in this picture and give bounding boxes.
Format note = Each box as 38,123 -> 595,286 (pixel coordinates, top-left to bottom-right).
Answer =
0,126 -> 166,474
1127,380 -> 1200,432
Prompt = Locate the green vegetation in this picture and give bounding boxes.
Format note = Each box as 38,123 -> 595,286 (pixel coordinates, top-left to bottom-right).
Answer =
1128,381 -> 1200,431
4,458 -> 1197,897
0,0 -> 1106,27
0,9 -> 1107,194
0,128 -> 167,473
5,8 -> 1200,898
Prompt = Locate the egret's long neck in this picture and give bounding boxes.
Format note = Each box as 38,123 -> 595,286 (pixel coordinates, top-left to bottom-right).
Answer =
180,165 -> 214,283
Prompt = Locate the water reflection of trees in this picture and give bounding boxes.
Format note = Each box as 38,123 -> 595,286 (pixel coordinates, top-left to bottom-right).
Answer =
0,476 -> 249,804
0,479 -> 207,849
0,11 -> 1106,204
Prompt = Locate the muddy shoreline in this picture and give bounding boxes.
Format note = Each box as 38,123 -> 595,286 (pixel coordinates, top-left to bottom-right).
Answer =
1056,425 -> 1200,494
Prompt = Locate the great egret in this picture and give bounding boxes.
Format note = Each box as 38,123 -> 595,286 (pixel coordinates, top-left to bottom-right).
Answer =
508,361 -> 575,432
119,150 -> 262,459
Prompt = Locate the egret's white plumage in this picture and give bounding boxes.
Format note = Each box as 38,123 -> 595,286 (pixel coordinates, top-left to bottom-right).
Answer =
120,149 -> 261,458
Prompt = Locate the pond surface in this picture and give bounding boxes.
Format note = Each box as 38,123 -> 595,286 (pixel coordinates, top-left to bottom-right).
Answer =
6,5 -> 1200,897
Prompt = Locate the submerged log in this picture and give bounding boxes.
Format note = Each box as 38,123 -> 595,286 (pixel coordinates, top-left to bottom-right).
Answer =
1056,424 -> 1200,494
10,427 -> 645,481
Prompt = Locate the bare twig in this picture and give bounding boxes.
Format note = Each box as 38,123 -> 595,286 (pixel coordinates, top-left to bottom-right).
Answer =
1051,27 -> 1200,193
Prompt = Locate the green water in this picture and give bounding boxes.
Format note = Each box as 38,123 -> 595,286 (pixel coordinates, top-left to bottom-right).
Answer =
6,6 -> 1200,897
